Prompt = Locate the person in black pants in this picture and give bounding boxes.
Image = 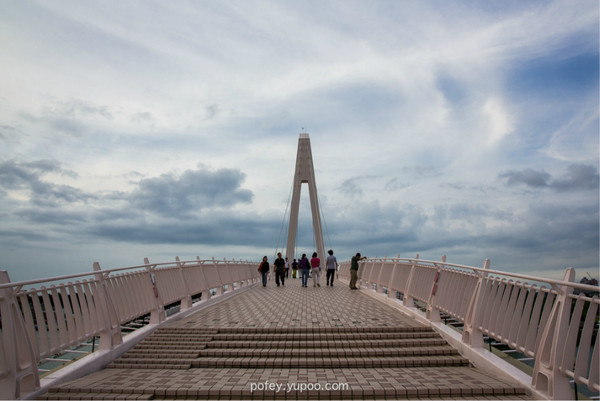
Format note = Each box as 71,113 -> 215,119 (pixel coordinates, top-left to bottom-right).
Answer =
274,252 -> 286,286
325,249 -> 338,286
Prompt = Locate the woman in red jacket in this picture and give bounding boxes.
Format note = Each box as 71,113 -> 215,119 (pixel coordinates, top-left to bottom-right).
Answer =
310,252 -> 321,287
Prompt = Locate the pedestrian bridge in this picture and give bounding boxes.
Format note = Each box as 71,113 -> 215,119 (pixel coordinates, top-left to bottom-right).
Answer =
1,256 -> 598,400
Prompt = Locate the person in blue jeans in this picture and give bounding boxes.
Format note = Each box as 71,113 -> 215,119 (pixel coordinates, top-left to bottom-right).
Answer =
299,253 -> 310,287
259,256 -> 270,287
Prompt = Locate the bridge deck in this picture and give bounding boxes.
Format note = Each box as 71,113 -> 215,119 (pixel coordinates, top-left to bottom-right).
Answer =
39,276 -> 531,400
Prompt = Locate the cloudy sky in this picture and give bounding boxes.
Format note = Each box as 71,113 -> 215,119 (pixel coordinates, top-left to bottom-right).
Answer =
1,0 -> 598,283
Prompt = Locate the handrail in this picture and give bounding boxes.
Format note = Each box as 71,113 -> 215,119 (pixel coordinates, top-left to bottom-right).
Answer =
2,254 -> 598,400
0,258 -> 252,291
338,256 -> 599,400
361,257 -> 599,292
0,257 -> 260,400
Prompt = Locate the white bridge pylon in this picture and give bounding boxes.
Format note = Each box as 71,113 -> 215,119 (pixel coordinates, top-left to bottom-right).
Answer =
285,133 -> 325,263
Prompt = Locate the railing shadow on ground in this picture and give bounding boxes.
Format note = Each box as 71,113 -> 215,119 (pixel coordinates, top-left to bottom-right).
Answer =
0,257 -> 260,400
338,255 -> 599,400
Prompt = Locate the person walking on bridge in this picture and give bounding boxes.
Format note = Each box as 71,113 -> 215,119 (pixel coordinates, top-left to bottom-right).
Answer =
349,253 -> 366,290
274,252 -> 286,287
325,249 -> 338,287
311,252 -> 321,287
259,256 -> 270,287
299,254 -> 310,287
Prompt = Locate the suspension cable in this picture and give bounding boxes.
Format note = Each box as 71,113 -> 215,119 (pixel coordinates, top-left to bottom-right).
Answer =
318,190 -> 333,251
274,181 -> 294,258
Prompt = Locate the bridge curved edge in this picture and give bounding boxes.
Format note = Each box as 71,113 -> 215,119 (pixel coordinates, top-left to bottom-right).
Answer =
348,279 -> 549,400
25,283 -> 258,400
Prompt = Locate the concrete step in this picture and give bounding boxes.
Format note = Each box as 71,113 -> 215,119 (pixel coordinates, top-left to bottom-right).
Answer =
205,337 -> 448,349
208,331 -> 439,341
132,340 -> 211,348
211,326 -> 434,334
108,360 -> 194,369
40,385 -> 529,400
39,365 -> 531,400
191,355 -> 470,368
140,335 -> 214,342
198,345 -> 460,358
154,328 -> 219,334
41,391 -> 154,400
119,350 -> 201,359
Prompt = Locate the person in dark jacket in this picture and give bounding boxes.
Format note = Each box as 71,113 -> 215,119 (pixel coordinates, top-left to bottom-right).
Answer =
349,253 -> 366,290
299,253 -> 310,288
274,252 -> 286,286
259,256 -> 270,287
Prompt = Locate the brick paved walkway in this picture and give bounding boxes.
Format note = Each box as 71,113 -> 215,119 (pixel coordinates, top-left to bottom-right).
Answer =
40,276 -> 531,400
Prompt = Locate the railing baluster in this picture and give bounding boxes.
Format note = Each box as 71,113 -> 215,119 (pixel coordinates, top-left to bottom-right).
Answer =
570,296 -> 599,391
426,255 -> 444,322
532,268 -> 575,400
0,271 -> 39,399
462,259 -> 490,347
17,292 -> 39,360
403,254 -> 419,308
93,262 -> 123,351
507,283 -> 527,349
560,295 -> 586,377
586,325 -> 599,392
144,258 -> 165,324
67,282 -> 85,342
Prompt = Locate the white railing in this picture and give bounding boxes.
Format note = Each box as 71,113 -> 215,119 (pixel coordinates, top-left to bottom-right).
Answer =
0,257 -> 260,400
339,255 -> 599,400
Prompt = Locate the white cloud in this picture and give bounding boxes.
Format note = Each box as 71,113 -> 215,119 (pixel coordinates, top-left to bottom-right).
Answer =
483,96 -> 514,146
0,0 -> 597,282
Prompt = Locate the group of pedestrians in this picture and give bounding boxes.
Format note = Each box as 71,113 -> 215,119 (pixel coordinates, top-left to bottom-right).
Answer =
258,250 -> 340,288
259,250 -> 367,289
258,253 -> 288,287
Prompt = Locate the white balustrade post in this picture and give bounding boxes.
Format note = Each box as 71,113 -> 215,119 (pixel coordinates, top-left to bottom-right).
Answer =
196,256 -> 213,298
223,257 -> 230,292
403,254 -> 419,308
212,257 -> 223,295
175,257 -> 193,310
376,257 -> 386,294
387,261 -> 398,298
386,254 -> 400,299
461,258 -> 490,348
532,268 -> 576,400
0,271 -> 39,400
93,262 -> 123,350
144,258 -> 165,324
426,255 -> 445,322
236,259 -> 244,288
